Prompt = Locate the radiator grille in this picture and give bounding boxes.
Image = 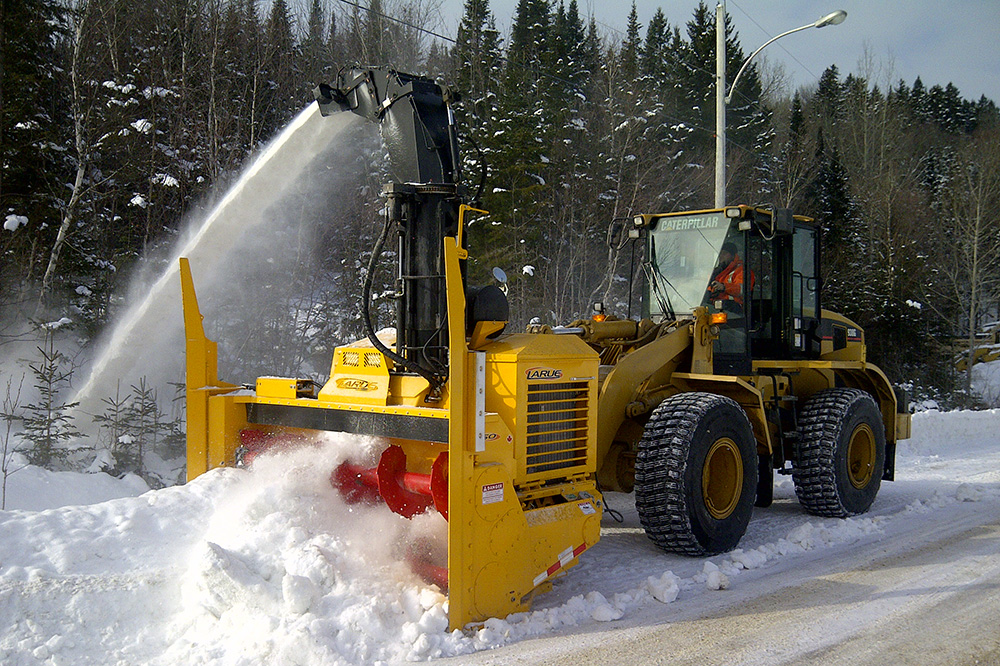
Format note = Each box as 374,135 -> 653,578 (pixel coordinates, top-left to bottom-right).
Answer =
342,351 -> 360,367
525,381 -> 590,474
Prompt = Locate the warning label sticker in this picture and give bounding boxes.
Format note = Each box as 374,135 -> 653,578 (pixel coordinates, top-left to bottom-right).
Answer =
578,501 -> 596,515
482,482 -> 504,505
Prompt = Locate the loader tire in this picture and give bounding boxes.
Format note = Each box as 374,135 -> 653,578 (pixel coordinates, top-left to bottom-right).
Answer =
793,388 -> 885,517
635,393 -> 758,556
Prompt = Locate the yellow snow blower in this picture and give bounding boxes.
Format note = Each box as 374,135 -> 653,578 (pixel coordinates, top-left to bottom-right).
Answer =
182,67 -> 909,630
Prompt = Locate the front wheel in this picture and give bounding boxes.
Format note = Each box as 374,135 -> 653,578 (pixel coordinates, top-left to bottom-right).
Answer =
793,388 -> 886,517
635,393 -> 758,555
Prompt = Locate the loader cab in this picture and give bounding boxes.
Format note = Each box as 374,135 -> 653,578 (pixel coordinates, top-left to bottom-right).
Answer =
640,207 -> 821,375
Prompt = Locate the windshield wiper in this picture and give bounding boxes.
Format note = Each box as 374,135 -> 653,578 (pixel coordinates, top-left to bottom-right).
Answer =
646,236 -> 676,320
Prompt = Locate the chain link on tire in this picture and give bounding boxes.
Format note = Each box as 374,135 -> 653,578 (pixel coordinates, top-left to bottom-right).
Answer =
793,388 -> 885,517
635,392 -> 758,556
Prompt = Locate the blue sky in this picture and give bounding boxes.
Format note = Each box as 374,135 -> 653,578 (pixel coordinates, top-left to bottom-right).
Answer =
433,0 -> 1000,103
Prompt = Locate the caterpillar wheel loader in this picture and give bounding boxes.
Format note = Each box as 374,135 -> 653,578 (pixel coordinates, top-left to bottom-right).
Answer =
181,67 -> 911,630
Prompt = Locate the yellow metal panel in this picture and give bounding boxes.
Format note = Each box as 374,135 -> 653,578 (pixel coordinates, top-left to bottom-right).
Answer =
318,347 -> 391,405
256,377 -> 302,400
180,258 -> 240,481
443,235 -> 475,631
207,392 -> 247,469
595,323 -> 691,489
896,413 -> 911,440
248,393 -> 448,419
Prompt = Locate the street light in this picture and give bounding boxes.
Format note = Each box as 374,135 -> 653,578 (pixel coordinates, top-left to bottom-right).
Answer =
714,5 -> 847,207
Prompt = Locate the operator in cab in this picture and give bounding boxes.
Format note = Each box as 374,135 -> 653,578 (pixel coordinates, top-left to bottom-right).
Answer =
707,241 -> 747,312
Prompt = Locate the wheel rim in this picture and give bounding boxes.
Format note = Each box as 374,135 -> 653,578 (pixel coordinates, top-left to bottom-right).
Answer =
848,423 -> 876,489
702,437 -> 743,520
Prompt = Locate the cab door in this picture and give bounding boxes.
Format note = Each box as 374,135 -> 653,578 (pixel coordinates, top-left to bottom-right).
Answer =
748,220 -> 821,360
790,222 -> 821,358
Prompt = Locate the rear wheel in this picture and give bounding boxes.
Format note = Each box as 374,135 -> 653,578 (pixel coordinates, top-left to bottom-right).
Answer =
635,393 -> 758,555
793,388 -> 885,517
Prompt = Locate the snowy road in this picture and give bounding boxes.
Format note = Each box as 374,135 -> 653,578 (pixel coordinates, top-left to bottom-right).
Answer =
450,488 -> 1000,665
445,408 -> 1000,665
0,409 -> 998,664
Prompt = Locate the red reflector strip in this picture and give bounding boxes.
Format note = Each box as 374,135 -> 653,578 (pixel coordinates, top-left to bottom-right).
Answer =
533,542 -> 587,587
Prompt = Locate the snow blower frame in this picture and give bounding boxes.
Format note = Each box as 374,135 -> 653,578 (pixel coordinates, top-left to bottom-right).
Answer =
181,67 -> 604,630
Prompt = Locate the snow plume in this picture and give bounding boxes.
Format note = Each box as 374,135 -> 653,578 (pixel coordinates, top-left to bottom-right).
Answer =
72,104 -> 375,419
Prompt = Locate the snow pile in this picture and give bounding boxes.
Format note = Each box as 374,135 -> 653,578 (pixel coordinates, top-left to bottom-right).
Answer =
972,359 -> 1000,405
164,437 -> 460,664
901,408 -> 1000,458
1,457 -> 148,511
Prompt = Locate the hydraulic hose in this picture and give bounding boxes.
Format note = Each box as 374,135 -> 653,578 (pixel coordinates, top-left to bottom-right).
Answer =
361,207 -> 444,394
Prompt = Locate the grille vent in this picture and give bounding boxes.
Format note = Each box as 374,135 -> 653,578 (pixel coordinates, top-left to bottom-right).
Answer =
525,381 -> 589,474
341,351 -> 383,368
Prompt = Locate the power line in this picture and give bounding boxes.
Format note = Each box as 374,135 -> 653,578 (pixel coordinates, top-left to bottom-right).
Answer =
728,0 -> 819,81
336,0 -> 456,45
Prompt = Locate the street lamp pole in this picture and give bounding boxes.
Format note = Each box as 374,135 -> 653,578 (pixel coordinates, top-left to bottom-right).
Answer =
714,6 -> 847,208
715,2 -> 726,208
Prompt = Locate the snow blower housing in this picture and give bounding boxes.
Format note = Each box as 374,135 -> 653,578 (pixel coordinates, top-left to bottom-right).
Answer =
183,67 -> 910,631
182,67 -> 603,630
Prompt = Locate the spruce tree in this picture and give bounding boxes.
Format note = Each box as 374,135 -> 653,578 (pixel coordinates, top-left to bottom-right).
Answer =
21,325 -> 81,468
620,3 -> 641,81
0,0 -> 68,298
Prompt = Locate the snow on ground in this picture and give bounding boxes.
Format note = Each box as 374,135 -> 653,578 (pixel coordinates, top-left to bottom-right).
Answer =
973,359 -> 1000,406
0,408 -> 998,665
1,456 -> 149,512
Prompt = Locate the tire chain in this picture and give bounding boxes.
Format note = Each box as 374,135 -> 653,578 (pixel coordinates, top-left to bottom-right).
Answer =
635,393 -> 736,555
793,388 -> 870,517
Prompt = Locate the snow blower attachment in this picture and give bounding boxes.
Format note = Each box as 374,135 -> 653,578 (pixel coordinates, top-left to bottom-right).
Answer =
181,68 -> 604,630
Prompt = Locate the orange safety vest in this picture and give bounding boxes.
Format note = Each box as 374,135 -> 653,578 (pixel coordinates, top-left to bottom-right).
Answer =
711,256 -> 749,306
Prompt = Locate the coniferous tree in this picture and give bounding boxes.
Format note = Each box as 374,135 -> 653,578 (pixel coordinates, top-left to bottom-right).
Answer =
302,0 -> 330,84
620,3 -> 641,81
679,2 -> 769,204
0,0 -> 67,301
21,326 -> 81,468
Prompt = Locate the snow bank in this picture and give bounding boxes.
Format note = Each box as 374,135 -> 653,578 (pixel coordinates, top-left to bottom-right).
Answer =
901,408 -> 1000,457
2,458 -> 148,511
972,360 -> 1000,405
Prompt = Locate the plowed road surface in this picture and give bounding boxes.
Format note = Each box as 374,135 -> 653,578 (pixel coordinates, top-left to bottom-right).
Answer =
445,450 -> 1000,665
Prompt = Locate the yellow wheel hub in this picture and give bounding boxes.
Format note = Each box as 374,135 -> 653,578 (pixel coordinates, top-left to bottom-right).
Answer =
703,438 -> 743,520
848,423 -> 876,489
